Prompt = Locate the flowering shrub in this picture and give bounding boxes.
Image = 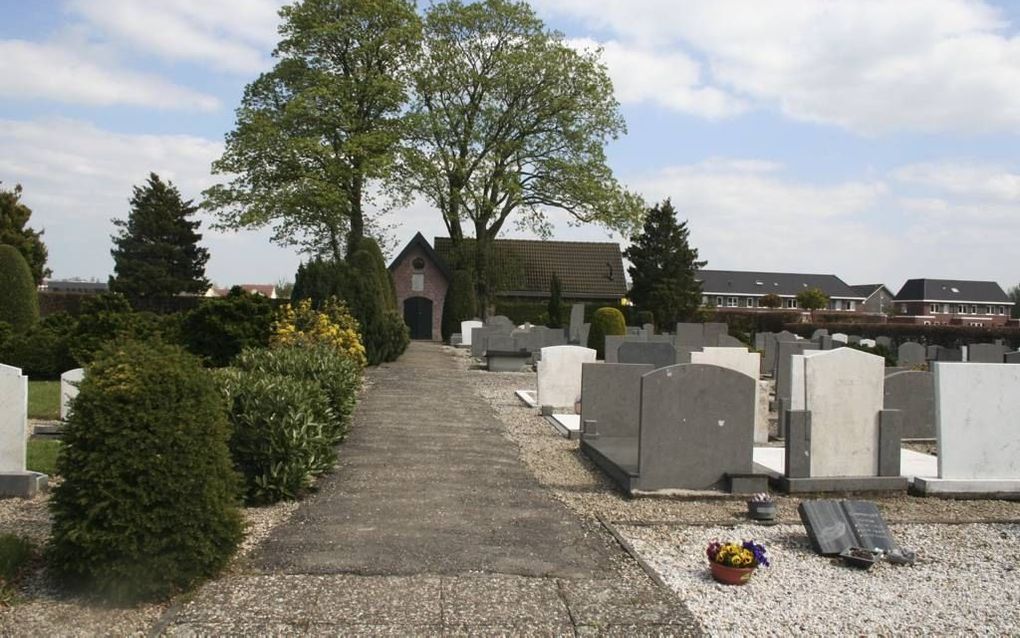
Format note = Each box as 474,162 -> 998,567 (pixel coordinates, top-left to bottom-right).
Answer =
271,298 -> 366,368
707,540 -> 770,568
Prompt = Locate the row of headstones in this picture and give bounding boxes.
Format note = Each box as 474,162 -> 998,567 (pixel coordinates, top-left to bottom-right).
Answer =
896,341 -> 1017,366
605,322 -> 744,366
463,304 -> 594,360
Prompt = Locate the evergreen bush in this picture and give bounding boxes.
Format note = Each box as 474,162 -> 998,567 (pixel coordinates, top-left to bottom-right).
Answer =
0,244 -> 39,333
0,312 -> 77,378
182,287 -> 275,366
217,367 -> 335,504
587,307 -> 626,359
47,340 -> 243,604
547,274 -> 563,328
441,269 -> 477,342
69,293 -> 172,366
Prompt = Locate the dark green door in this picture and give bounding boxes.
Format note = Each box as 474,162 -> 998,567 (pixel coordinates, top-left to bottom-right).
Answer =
403,296 -> 433,340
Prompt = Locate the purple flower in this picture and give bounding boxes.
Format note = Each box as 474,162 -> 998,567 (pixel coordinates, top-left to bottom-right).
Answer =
742,540 -> 770,567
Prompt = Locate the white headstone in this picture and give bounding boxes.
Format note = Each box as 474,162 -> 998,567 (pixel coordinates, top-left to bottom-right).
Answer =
690,347 -> 766,443
536,345 -> 596,410
934,363 -> 1020,480
859,338 -> 876,348
60,368 -> 85,421
0,364 -> 29,473
831,333 -> 849,344
460,320 -> 483,346
790,348 -> 884,477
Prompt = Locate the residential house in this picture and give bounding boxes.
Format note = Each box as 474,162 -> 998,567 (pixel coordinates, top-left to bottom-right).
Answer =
850,284 -> 895,315
205,284 -> 278,299
41,279 -> 109,294
696,270 -> 866,311
891,278 -> 1013,326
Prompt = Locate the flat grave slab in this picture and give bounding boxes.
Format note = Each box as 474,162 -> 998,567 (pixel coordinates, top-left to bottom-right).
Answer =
798,500 -> 899,555
515,390 -> 538,408
546,414 -> 581,439
753,447 -> 937,483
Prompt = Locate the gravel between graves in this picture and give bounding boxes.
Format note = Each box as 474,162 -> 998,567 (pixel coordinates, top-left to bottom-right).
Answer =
618,522 -> 1020,636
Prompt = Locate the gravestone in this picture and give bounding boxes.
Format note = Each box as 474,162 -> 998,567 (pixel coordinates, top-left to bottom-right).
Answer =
754,332 -> 768,352
536,345 -> 596,410
579,363 -> 654,440
60,368 -> 85,421
460,320 -> 483,346
926,345 -> 941,361
786,348 -> 897,484
1006,351 -> 1020,364
568,304 -> 585,344
859,338 -> 876,348
703,322 -> 728,344
763,330 -> 799,376
811,329 -> 829,340
579,323 -> 591,351
0,364 -> 46,497
968,343 -> 1008,363
848,335 -> 862,345
716,334 -> 745,348
936,348 -> 963,362
897,342 -> 925,367
918,363 -> 1020,490
798,500 -> 899,555
485,315 -> 514,330
487,335 -> 515,352
642,323 -> 655,335
819,335 -> 834,350
617,341 -> 677,369
775,340 -> 819,413
690,347 -> 765,443
831,333 -> 849,344
675,323 -> 704,347
884,370 -> 935,439
876,336 -> 892,349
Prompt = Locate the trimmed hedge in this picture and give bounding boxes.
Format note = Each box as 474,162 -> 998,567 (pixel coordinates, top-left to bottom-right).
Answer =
47,340 -> 243,604
0,312 -> 77,378
182,287 -> 274,366
442,269 -> 477,342
0,244 -> 39,333
787,322 -> 1020,349
587,307 -> 626,359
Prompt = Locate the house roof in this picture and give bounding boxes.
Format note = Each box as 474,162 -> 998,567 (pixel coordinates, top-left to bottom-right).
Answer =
432,237 -> 627,299
388,232 -> 452,281
849,284 -> 891,299
893,278 -> 1012,303
696,270 -> 864,299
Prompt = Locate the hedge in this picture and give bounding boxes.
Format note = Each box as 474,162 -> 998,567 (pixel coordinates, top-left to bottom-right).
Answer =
787,322 -> 1020,349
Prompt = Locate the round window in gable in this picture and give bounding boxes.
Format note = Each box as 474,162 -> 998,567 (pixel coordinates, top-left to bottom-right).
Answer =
412,257 -> 426,271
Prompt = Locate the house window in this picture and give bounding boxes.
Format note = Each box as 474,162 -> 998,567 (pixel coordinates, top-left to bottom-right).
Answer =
1000,306 -> 1006,315
716,296 -> 723,306
971,305 -> 977,314
745,297 -> 754,308
786,299 -> 797,309
957,305 -> 965,314
847,301 -> 855,311
702,296 -> 709,305
411,273 -> 424,292
727,297 -> 738,307
833,300 -> 842,311
930,304 -> 937,314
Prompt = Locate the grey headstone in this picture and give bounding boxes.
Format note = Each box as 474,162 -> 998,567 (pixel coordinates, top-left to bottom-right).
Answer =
937,348 -> 963,362
926,345 -> 942,361
580,363 -> 654,440
878,410 -> 902,477
717,334 -> 744,348
897,342 -> 925,367
618,341 -> 678,369
579,323 -> 591,350
703,322 -> 728,342
1006,351 -> 1020,364
811,328 -> 829,340
487,335 -> 515,352
637,364 -> 756,491
754,332 -> 768,352
775,341 -> 819,402
470,327 -> 489,358
626,327 -> 642,336
968,343 -> 1008,363
819,335 -> 834,350
642,323 -> 655,335
763,330 -> 799,376
486,315 -> 514,329
876,336 -> 892,349
569,304 -> 585,343
848,335 -> 862,345
884,371 -> 934,439
675,323 -> 703,347
798,500 -> 899,556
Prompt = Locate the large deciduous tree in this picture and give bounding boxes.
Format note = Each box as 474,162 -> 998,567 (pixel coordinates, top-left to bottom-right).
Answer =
109,173 -> 210,301
404,0 -> 643,316
624,199 -> 706,327
203,0 -> 421,261
0,182 -> 50,285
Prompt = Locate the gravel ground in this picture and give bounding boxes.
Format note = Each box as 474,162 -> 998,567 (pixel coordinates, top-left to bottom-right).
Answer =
618,522 -> 1020,636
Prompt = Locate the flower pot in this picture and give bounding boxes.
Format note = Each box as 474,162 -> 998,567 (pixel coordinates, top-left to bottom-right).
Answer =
710,562 -> 756,585
747,501 -> 777,521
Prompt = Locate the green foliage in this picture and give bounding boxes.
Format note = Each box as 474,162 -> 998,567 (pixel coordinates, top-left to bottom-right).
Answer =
625,199 -> 705,328
759,293 -> 782,309
47,340 -> 243,604
27,439 -> 61,476
0,533 -> 34,603
69,293 -> 171,366
441,269 -> 478,342
796,287 -> 830,311
182,288 -> 275,367
233,344 -> 360,443
0,183 -> 50,285
0,313 -> 77,379
358,238 -> 398,312
217,367 -> 336,505
292,259 -> 346,308
0,322 -> 10,352
636,310 -> 655,328
587,307 -> 626,359
547,274 -> 564,329
204,0 -> 421,259
0,244 -> 39,333
847,342 -> 897,366
406,0 -> 644,315
109,173 -> 210,302
28,380 -> 61,420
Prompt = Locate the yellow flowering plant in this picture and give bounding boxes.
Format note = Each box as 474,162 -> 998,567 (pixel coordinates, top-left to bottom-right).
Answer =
706,540 -> 770,568
270,298 -> 367,369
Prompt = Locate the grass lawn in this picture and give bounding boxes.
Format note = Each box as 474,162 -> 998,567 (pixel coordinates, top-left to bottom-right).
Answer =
26,439 -> 61,476
28,380 -> 60,420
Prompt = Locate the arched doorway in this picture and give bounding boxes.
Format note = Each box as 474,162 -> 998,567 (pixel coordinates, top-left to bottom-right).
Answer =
403,296 -> 433,340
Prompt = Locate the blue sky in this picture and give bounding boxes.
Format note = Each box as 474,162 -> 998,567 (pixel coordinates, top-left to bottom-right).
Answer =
1,0 -> 1019,294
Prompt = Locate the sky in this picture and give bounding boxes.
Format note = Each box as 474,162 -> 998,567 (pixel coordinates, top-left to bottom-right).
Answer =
1,0 -> 1019,293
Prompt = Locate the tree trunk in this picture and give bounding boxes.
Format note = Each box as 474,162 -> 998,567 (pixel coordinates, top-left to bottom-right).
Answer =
346,170 -> 364,260
474,222 -> 491,321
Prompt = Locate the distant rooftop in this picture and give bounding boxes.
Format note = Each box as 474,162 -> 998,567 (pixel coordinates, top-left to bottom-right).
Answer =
893,278 -> 1011,304
696,269 -> 864,299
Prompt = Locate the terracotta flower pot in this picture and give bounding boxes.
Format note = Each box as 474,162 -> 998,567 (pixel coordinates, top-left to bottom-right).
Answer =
710,561 -> 756,585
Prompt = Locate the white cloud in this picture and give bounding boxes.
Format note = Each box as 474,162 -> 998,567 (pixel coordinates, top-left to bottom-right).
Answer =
67,0 -> 284,73
0,39 -> 220,110
894,161 -> 1020,202
0,118 -> 299,284
568,38 -> 746,118
536,0 -> 1020,134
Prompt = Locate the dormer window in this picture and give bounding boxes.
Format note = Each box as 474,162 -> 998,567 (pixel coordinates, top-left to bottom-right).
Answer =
412,257 -> 426,271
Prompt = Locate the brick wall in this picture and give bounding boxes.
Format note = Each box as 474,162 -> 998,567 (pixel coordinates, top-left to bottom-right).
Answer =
391,245 -> 448,341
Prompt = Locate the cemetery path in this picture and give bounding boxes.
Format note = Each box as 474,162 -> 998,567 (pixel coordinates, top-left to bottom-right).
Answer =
160,342 -> 701,636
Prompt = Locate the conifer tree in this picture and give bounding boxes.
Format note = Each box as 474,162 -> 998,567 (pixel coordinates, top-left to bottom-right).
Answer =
0,182 -> 50,285
624,199 -> 706,327
109,173 -> 210,301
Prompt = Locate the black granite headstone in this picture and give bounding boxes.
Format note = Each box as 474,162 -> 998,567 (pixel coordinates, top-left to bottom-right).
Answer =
798,500 -> 898,556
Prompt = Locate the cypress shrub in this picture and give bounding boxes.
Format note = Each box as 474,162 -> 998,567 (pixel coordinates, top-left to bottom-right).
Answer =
0,244 -> 39,333
217,367 -> 335,505
441,269 -> 477,342
182,287 -> 275,366
357,238 -> 397,312
547,274 -> 563,328
587,307 -> 626,359
47,340 -> 243,604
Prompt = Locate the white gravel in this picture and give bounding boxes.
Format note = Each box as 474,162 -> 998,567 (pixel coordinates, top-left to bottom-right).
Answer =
619,522 -> 1020,636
